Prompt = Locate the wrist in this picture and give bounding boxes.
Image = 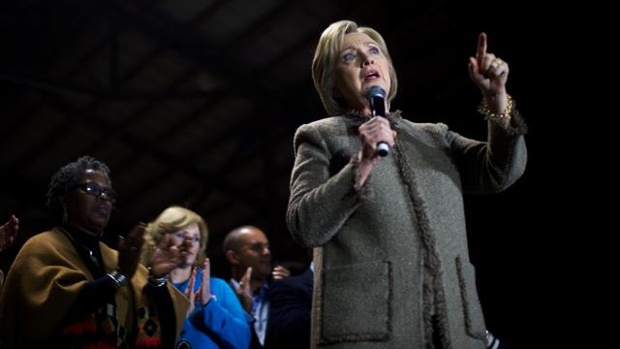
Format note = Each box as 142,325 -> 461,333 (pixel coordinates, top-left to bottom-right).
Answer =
478,94 -> 514,120
148,265 -> 166,279
147,267 -> 168,287
108,270 -> 128,289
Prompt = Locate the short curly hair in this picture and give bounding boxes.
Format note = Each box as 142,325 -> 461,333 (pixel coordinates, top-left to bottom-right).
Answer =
46,155 -> 112,219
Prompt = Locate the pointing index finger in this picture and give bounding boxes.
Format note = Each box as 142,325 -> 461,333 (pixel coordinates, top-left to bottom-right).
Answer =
476,32 -> 488,62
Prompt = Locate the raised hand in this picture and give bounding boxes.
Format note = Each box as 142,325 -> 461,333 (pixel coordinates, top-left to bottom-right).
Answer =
235,266 -> 253,312
468,32 -> 509,95
149,231 -> 191,278
117,222 -> 146,278
467,32 -> 510,114
199,258 -> 211,305
0,215 -> 19,253
272,264 -> 291,280
185,258 -> 214,317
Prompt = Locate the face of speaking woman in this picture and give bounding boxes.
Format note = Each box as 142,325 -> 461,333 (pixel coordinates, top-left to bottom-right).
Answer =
333,31 -> 391,115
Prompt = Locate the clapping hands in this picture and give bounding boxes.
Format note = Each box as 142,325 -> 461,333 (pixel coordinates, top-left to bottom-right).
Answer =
0,215 -> 19,253
149,231 -> 192,278
185,257 -> 212,316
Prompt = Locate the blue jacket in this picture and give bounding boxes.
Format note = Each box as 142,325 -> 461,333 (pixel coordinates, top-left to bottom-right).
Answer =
174,272 -> 252,349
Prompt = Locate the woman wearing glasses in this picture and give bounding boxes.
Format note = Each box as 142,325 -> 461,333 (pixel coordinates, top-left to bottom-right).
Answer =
0,155 -> 191,348
142,205 -> 252,349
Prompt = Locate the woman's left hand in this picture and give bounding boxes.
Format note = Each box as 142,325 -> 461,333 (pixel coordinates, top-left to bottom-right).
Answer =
184,258 -> 212,316
468,33 -> 509,97
199,258 -> 211,306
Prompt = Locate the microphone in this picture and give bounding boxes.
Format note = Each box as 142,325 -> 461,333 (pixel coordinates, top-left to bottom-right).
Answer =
367,86 -> 390,157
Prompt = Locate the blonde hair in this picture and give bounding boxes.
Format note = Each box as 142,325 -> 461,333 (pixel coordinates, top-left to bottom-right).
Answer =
311,20 -> 398,116
141,205 -> 208,267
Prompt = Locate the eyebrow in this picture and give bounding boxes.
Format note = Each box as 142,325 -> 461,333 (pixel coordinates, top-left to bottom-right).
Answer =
246,240 -> 267,245
176,229 -> 199,236
341,41 -> 378,52
246,241 -> 269,247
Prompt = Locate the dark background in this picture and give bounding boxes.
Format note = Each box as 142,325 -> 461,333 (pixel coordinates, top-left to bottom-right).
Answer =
1,0 -> 587,347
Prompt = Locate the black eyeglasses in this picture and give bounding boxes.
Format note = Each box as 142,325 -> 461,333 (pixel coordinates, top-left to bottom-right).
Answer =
72,183 -> 117,204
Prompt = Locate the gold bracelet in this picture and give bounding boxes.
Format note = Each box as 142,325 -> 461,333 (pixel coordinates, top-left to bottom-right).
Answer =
478,95 -> 514,120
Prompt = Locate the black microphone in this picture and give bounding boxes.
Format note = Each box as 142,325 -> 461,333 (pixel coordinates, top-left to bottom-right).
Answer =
367,86 -> 389,157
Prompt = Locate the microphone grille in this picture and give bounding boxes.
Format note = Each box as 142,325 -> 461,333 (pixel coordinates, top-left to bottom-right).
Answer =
367,86 -> 386,99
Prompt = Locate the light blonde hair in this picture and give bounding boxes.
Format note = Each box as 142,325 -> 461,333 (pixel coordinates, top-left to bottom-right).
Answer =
141,205 -> 208,267
311,20 -> 398,116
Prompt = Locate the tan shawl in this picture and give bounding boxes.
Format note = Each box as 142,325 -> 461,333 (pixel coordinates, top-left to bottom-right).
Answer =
0,227 -> 188,348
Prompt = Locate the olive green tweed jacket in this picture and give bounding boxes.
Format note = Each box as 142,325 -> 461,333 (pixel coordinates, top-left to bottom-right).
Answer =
287,110 -> 527,349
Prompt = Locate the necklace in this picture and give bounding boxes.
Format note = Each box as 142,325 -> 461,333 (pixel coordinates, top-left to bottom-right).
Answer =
84,246 -> 100,268
58,227 -> 101,269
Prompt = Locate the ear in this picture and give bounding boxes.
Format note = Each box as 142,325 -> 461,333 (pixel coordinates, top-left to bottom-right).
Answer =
225,249 -> 240,265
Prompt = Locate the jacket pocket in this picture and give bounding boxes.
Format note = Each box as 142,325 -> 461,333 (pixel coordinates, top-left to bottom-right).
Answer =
320,260 -> 391,344
456,256 -> 487,340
